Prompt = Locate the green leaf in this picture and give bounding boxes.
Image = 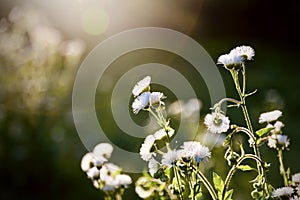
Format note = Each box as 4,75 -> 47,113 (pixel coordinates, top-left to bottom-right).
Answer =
237,165 -> 256,171
213,172 -> 224,193
255,127 -> 274,137
224,189 -> 233,200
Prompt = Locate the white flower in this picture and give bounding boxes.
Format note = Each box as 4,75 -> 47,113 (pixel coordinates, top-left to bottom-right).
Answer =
135,177 -> 155,199
87,166 -> 99,179
100,163 -> 121,191
140,135 -> 156,161
273,121 -> 285,133
179,141 -> 211,163
230,45 -> 255,60
217,53 -> 243,69
93,180 -> 100,189
81,152 -> 94,172
267,134 -> 290,149
149,92 -> 165,106
204,112 -> 230,134
115,174 -> 132,187
154,128 -> 175,140
272,186 -> 294,197
161,149 -> 179,168
259,110 -> 282,124
93,143 -> 114,160
132,76 -> 151,97
292,173 -> 300,185
290,196 -> 300,200
148,158 -> 160,177
132,92 -> 150,114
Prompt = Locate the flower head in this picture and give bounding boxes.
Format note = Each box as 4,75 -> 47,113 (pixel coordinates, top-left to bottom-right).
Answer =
267,134 -> 290,149
271,186 -> 294,197
161,149 -> 179,168
259,110 -> 282,124
149,92 -> 165,106
140,135 -> 156,161
148,158 -> 160,177
132,92 -> 150,114
217,53 -> 243,70
132,76 -> 151,97
179,141 -> 211,163
230,45 -> 255,60
292,173 -> 300,185
204,112 -> 230,134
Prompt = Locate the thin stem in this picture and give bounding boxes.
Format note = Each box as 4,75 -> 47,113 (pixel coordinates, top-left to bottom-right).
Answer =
193,167 -> 218,200
213,97 -> 242,110
277,148 -> 289,186
222,154 -> 262,200
173,166 -> 184,200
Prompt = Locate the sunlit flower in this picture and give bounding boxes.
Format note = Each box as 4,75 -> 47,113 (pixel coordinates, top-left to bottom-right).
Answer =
161,149 -> 179,168
267,134 -> 290,149
81,152 -> 94,172
92,143 -> 113,161
179,141 -> 211,163
149,92 -> 165,106
87,166 -> 100,179
100,163 -> 120,191
259,110 -> 282,124
271,186 -> 294,197
115,174 -> 132,187
132,76 -> 151,97
140,135 -> 156,161
217,53 -> 243,69
148,158 -> 160,177
230,45 -> 255,60
204,112 -> 230,134
132,92 -> 150,114
154,128 -> 175,140
292,173 -> 300,185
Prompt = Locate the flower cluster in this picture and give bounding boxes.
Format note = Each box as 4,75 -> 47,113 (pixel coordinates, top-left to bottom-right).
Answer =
272,172 -> 300,199
80,143 -> 132,197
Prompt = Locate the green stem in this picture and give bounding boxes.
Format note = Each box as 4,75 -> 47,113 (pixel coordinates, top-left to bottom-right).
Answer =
277,148 -> 289,186
193,167 -> 218,200
173,166 -> 184,200
222,154 -> 262,200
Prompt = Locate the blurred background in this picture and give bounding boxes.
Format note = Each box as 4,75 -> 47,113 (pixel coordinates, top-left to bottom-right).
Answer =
0,0 -> 299,199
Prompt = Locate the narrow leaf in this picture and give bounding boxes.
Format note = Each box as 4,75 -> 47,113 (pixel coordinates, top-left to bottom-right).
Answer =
237,165 -> 256,171
213,172 -> 224,192
224,189 -> 234,200
255,127 -> 274,137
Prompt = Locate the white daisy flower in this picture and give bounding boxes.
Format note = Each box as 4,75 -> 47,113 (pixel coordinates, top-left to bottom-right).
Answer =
217,53 -> 243,69
267,135 -> 277,149
140,135 -> 156,161
161,149 -> 179,168
148,158 -> 160,177
230,45 -> 255,60
100,163 -> 121,190
80,152 -> 94,172
154,128 -> 175,140
258,110 -> 282,124
179,141 -> 211,163
149,92 -> 165,106
271,186 -> 294,197
115,174 -> 132,187
292,173 -> 300,185
132,92 -> 150,114
86,166 -> 99,179
135,177 -> 155,199
132,76 -> 151,97
204,112 -> 230,134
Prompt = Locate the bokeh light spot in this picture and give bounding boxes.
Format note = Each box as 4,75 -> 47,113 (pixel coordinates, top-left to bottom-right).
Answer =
80,7 -> 109,35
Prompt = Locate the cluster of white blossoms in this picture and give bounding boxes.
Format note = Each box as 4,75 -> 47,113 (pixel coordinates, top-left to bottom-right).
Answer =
80,143 -> 132,191
131,76 -> 165,114
258,110 -> 290,149
272,173 -> 300,199
217,45 -> 255,70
